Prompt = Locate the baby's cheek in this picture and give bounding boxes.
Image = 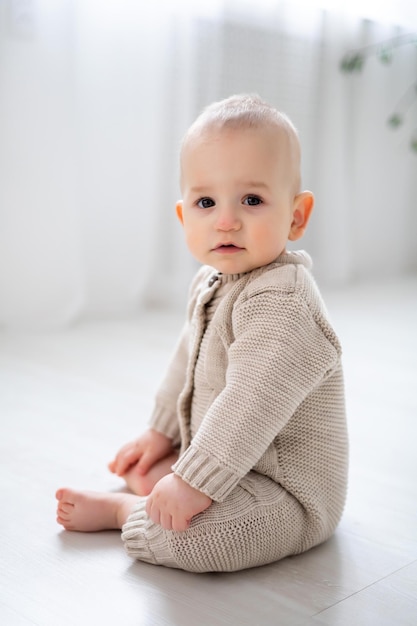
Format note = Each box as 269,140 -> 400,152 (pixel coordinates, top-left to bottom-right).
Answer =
251,223 -> 275,246
253,224 -> 288,257
186,230 -> 203,251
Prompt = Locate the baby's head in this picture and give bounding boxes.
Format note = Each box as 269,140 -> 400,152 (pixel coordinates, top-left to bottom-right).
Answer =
181,94 -> 301,196
177,94 -> 313,274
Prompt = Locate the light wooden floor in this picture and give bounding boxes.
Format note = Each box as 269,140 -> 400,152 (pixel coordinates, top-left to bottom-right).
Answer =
1,277 -> 416,626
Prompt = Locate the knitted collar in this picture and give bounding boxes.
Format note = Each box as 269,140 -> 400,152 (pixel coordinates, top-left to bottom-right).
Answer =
212,250 -> 312,286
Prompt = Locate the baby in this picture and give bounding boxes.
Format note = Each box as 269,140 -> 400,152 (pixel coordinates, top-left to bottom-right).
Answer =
56,94 -> 348,573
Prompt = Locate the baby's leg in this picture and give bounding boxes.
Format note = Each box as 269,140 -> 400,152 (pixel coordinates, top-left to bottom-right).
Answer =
122,452 -> 179,495
122,473 -> 310,572
56,488 -> 140,532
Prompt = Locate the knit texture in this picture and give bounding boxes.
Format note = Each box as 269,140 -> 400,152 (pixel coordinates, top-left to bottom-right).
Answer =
121,251 -> 349,572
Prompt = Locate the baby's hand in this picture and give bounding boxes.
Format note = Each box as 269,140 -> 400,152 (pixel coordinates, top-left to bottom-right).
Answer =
108,429 -> 173,477
146,474 -> 212,532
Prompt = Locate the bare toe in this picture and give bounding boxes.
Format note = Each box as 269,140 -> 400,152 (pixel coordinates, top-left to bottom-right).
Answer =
55,488 -> 138,532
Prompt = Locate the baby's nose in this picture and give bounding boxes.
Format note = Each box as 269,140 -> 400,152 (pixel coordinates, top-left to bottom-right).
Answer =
214,206 -> 241,231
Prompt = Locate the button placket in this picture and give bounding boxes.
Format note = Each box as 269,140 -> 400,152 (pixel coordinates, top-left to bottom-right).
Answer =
208,273 -> 220,287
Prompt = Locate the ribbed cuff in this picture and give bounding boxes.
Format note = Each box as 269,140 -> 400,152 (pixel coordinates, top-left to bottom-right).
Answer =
149,403 -> 180,445
173,445 -> 239,502
121,501 -> 179,568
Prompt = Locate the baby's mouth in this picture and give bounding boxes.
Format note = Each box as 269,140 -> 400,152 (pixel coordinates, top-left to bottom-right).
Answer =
213,243 -> 243,253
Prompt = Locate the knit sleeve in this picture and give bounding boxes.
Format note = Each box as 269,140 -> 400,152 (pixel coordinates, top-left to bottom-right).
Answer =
173,288 -> 341,501
148,265 -> 211,444
148,322 -> 189,445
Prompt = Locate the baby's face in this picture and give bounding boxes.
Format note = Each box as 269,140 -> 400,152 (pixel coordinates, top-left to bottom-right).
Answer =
177,126 -> 300,274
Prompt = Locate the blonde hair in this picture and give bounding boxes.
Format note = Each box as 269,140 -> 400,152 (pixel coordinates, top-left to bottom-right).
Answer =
188,94 -> 297,134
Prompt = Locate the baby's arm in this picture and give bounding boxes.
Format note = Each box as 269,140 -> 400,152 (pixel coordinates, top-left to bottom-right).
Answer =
108,429 -> 174,477
173,290 -> 341,503
146,473 -> 212,532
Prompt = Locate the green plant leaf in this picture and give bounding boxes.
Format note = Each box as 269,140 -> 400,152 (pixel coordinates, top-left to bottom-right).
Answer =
388,113 -> 403,128
340,53 -> 364,73
378,47 -> 393,64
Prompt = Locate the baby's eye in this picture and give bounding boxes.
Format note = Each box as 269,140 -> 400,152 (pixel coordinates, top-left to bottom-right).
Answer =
197,197 -> 215,209
243,195 -> 262,206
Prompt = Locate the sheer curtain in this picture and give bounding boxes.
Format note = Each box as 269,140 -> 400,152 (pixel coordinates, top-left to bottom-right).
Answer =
0,0 -> 416,328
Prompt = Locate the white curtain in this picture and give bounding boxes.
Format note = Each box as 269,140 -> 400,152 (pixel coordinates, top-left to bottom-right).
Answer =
0,0 -> 416,328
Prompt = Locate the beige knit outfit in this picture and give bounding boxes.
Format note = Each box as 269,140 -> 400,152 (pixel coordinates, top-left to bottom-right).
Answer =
122,251 -> 348,572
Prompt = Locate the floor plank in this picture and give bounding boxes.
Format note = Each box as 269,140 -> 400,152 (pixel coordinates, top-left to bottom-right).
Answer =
311,560 -> 417,626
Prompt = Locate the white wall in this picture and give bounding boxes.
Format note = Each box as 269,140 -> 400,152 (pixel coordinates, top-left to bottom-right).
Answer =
0,0 -> 416,328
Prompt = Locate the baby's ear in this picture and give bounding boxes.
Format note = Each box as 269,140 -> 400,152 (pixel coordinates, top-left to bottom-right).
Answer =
288,192 -> 314,241
176,200 -> 184,224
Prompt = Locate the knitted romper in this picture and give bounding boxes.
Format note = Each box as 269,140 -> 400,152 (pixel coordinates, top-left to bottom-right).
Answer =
121,251 -> 349,572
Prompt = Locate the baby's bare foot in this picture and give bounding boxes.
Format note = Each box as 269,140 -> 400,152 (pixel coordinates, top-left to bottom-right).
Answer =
122,453 -> 179,496
56,488 -> 139,532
